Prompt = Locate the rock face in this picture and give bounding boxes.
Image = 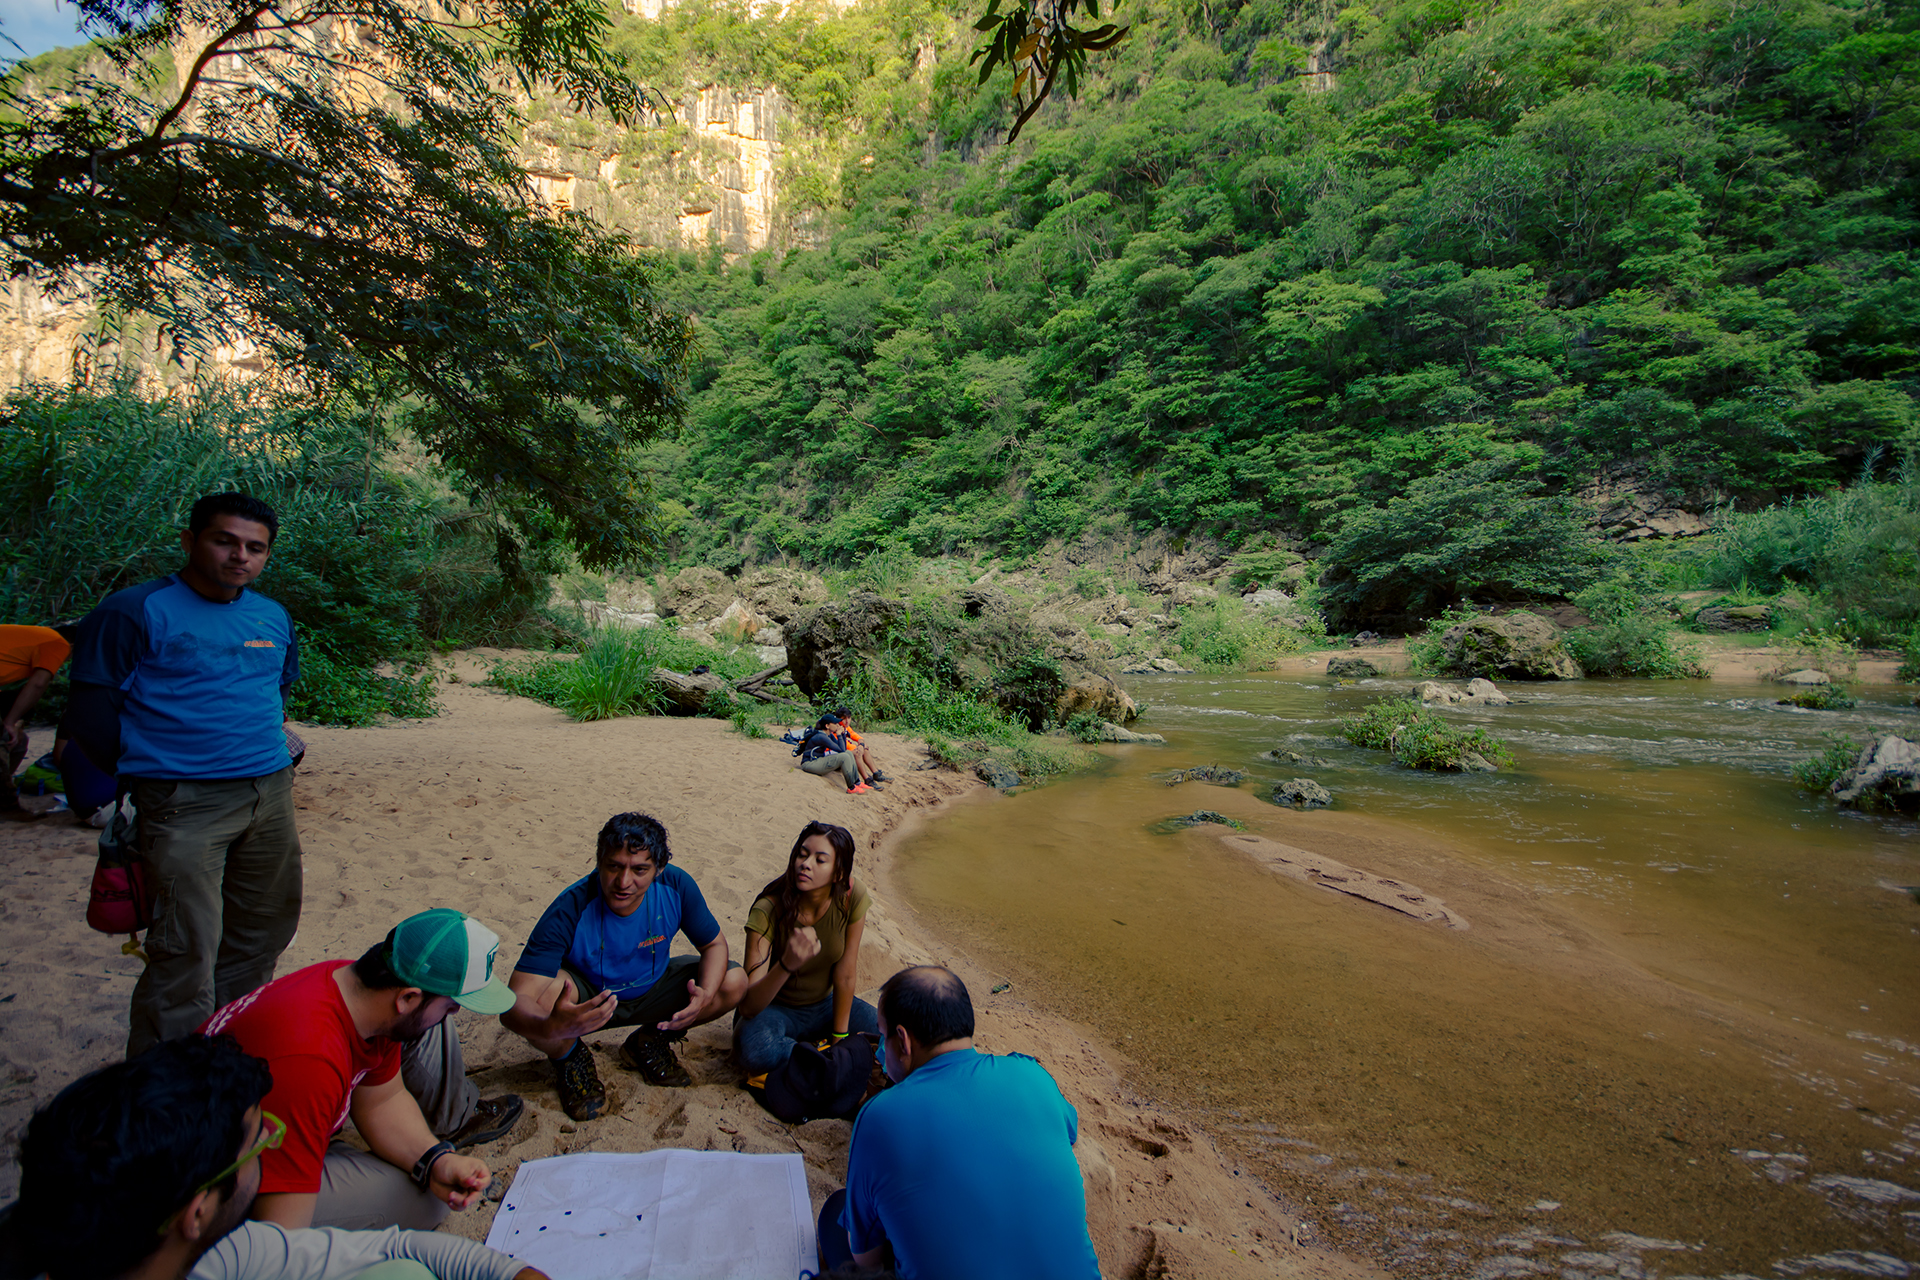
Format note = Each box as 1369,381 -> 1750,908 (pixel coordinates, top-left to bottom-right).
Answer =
739,567 -> 828,624
1326,656 -> 1380,679
658,566 -> 737,622
783,593 -> 912,703
1831,736 -> 1920,812
1438,614 -> 1584,681
1271,778 -> 1332,809
1695,605 -> 1772,632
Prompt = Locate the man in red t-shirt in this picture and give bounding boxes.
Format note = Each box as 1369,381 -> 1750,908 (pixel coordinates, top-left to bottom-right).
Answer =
202,908 -> 524,1231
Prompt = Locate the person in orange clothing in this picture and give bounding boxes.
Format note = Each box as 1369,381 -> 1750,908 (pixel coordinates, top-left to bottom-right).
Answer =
0,623 -> 71,818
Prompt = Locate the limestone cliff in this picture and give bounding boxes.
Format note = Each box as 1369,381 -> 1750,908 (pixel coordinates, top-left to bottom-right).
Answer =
2,37 -> 813,393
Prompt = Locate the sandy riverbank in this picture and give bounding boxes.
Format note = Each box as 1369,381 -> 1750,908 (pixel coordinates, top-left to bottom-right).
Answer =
0,651 -> 1380,1280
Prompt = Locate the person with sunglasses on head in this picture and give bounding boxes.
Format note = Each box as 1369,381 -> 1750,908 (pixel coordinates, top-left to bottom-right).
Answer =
198,910 -> 525,1233
4,1035 -> 547,1280
734,820 -> 880,1075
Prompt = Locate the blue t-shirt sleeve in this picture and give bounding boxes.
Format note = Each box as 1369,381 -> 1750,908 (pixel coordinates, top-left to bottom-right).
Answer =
666,866 -> 720,949
69,584 -> 158,689
515,879 -> 591,978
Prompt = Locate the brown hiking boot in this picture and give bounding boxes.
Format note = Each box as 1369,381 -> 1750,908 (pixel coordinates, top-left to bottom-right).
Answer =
620,1028 -> 692,1087
551,1044 -> 607,1121
448,1093 -> 525,1148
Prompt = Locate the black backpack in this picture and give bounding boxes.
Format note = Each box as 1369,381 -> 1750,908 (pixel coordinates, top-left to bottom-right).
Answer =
746,1034 -> 881,1123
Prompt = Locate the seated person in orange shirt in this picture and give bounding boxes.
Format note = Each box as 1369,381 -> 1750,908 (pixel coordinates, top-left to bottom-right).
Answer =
0,623 -> 71,819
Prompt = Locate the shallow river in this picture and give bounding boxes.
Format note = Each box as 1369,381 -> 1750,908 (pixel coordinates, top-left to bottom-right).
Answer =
895,674 -> 1920,1279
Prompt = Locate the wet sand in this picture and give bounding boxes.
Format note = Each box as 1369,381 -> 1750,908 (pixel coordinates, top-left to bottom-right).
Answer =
0,652 -> 1381,1280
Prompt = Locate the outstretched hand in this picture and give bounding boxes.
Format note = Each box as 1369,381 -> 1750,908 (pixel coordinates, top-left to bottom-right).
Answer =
550,985 -> 619,1039
658,978 -> 711,1032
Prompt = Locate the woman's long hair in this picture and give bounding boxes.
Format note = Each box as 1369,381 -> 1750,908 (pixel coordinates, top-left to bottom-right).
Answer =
756,820 -> 856,972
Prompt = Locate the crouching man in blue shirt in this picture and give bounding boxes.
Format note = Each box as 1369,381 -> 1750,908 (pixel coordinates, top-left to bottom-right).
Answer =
501,813 -> 746,1120
68,493 -> 303,1058
819,966 -> 1103,1280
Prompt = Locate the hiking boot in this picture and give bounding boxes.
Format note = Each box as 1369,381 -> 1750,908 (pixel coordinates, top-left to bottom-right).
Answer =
551,1043 -> 607,1121
448,1093 -> 525,1148
620,1028 -> 693,1088
868,770 -> 892,784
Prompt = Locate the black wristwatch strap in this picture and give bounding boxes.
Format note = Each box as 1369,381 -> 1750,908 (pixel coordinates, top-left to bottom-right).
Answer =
411,1141 -> 456,1191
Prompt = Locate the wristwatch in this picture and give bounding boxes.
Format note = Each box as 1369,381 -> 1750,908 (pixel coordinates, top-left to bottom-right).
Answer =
411,1141 -> 456,1192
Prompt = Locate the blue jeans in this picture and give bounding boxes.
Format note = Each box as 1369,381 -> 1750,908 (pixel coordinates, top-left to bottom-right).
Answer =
735,993 -> 878,1073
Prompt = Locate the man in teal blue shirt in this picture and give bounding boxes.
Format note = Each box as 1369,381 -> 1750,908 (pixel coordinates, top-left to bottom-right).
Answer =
69,492 -> 302,1058
821,966 -> 1102,1280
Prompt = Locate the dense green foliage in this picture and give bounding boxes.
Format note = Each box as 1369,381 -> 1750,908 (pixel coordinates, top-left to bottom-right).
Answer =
0,383 -> 564,724
636,0 -> 1917,624
1341,697 -> 1514,770
2,0 -> 693,568
1693,468 -> 1920,645
1563,580 -> 1709,678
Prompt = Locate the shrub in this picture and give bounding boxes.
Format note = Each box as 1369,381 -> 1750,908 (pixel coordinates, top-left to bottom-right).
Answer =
1700,471 -> 1920,645
1063,711 -> 1106,741
1340,698 -> 1516,771
1899,633 -> 1920,683
995,654 -> 1067,730
1405,605 -> 1483,674
1780,686 -> 1857,710
1793,735 -> 1863,791
1562,581 -> 1708,678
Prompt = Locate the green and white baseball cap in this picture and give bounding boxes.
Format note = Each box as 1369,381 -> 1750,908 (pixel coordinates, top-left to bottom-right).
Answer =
387,909 -> 517,1015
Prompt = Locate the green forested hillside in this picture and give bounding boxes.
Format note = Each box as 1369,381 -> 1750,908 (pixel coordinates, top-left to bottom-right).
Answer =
621,0 -> 1916,621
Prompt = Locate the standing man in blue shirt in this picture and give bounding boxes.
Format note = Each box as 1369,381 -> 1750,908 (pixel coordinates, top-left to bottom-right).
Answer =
501,812 -> 747,1120
68,493 -> 303,1058
819,966 -> 1102,1280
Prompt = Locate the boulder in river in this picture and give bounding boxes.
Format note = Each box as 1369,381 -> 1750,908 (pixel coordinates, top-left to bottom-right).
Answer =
1326,656 -> 1380,679
1773,668 -> 1832,686
1695,605 -> 1772,633
1264,749 -> 1334,767
1166,766 -> 1245,786
1830,735 -> 1920,813
1272,778 -> 1333,809
1413,678 -> 1510,707
1437,613 -> 1584,681
1094,722 -> 1166,743
974,759 -> 1022,790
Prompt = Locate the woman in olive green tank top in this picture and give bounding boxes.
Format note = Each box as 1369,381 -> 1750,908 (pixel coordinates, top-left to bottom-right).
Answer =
734,821 -> 880,1073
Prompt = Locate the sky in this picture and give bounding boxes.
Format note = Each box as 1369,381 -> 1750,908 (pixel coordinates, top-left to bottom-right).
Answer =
0,0 -> 85,59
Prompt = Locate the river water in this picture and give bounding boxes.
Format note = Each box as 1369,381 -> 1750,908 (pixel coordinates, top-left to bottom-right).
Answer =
895,674 -> 1920,1279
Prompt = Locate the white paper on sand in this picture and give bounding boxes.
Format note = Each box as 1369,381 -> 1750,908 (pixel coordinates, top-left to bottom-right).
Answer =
482,1150 -> 816,1280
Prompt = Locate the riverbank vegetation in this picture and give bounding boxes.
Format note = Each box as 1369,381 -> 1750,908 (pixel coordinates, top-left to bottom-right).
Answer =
624,0 -> 1916,645
0,382 -> 574,724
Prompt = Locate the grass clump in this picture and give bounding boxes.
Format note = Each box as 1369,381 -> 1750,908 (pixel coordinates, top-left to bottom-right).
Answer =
1780,686 -> 1858,710
1174,597 -> 1322,671
1341,698 -> 1515,772
489,626 -> 761,722
1793,735 -> 1863,792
